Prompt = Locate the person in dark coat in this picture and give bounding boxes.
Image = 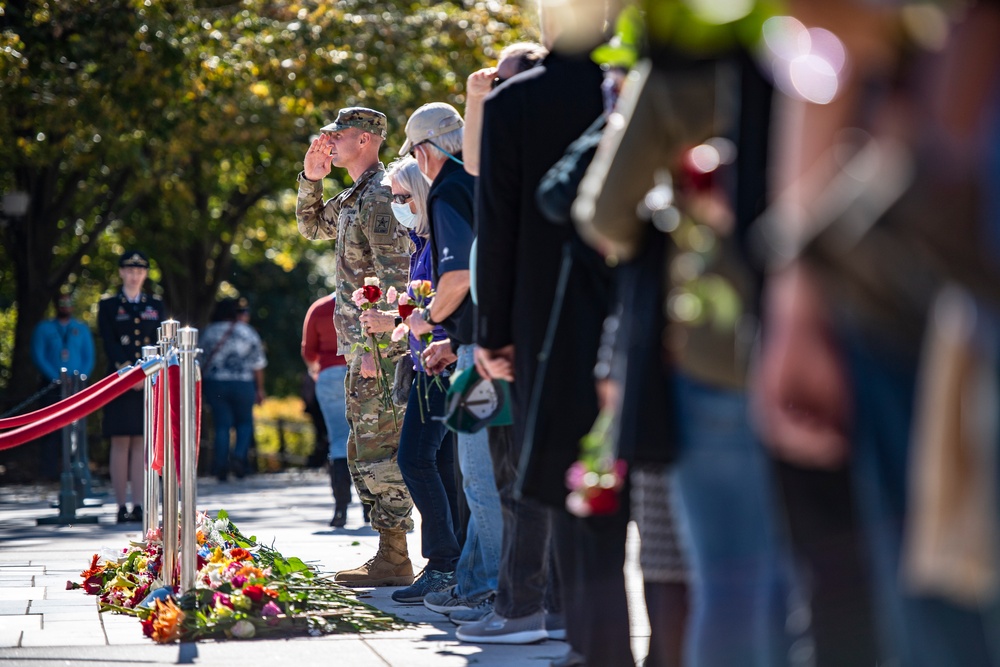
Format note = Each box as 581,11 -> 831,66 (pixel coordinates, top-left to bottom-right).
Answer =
98,250 -> 165,524
468,11 -> 626,664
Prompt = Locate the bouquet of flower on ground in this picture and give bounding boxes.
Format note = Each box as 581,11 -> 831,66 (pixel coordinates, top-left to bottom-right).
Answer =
70,510 -> 409,642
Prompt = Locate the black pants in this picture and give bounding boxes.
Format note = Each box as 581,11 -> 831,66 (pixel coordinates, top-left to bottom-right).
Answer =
553,504 -> 634,667
774,460 -> 879,667
488,425 -> 560,618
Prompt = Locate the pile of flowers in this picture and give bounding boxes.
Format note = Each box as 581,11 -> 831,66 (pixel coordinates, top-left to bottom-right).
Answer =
71,510 -> 407,642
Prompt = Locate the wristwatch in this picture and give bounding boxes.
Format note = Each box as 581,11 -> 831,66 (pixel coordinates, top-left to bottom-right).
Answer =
394,315 -> 403,327
424,308 -> 438,326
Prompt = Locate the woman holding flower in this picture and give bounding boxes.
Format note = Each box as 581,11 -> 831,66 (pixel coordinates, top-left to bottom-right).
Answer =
359,156 -> 461,604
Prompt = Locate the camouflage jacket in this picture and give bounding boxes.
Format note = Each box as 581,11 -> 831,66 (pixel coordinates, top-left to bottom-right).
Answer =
296,162 -> 412,358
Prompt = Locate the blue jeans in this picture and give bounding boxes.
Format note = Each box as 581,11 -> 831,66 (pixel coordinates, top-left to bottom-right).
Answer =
397,372 -> 460,572
203,378 -> 256,477
315,365 -> 349,460
452,345 -> 503,599
671,374 -> 790,667
848,332 -> 1000,666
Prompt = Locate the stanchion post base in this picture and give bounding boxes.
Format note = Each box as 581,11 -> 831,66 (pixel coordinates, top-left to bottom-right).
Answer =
36,515 -> 100,525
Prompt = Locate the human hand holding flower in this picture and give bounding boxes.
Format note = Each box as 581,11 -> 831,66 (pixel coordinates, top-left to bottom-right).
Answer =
422,339 -> 457,376
408,309 -> 434,337
360,310 -> 396,335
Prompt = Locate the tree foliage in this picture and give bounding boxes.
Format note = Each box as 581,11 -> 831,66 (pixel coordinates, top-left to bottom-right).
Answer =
0,0 -> 537,401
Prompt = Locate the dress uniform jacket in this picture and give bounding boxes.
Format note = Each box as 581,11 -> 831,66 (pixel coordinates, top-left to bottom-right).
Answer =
98,290 -> 165,436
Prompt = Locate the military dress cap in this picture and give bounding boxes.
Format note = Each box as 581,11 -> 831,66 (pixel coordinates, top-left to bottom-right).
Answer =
119,249 -> 150,269
399,102 -> 465,156
320,107 -> 388,139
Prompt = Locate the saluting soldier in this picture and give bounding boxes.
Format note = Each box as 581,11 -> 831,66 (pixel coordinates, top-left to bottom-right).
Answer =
98,250 -> 165,524
297,107 -> 415,587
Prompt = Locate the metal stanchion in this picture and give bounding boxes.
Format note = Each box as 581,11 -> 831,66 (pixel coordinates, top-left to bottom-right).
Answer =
37,370 -> 99,525
160,319 -> 179,588
142,345 -> 161,537
177,327 -> 199,593
69,371 -> 99,506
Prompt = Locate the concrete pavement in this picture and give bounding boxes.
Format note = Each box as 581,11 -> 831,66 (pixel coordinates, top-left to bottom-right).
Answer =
0,469 -> 650,666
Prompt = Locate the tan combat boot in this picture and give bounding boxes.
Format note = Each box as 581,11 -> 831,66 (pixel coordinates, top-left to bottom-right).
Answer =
334,529 -> 414,587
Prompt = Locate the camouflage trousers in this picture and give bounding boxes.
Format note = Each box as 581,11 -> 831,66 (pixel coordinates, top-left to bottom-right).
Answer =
345,356 -> 413,533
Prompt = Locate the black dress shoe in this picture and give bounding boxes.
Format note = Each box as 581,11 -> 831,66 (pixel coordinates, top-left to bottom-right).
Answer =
128,505 -> 143,523
330,508 -> 347,528
117,505 -> 129,524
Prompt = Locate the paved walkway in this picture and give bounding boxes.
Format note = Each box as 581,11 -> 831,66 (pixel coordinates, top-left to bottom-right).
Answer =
0,470 -> 650,666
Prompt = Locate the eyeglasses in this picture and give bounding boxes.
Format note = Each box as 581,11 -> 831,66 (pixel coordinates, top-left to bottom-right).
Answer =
491,76 -> 506,90
392,193 -> 412,205
409,141 -> 431,159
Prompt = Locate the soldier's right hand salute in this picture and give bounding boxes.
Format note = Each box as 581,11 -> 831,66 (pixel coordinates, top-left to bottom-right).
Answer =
303,134 -> 335,181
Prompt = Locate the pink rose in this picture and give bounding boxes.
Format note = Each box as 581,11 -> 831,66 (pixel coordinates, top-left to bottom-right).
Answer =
351,288 -> 366,308
391,323 -> 409,342
386,286 -> 398,304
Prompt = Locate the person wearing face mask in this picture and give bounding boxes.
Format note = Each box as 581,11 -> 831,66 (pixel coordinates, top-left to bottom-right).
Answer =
361,156 -> 463,605
30,291 -> 95,482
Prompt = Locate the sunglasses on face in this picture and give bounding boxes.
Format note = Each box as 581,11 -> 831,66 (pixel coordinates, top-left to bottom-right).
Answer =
392,193 -> 412,205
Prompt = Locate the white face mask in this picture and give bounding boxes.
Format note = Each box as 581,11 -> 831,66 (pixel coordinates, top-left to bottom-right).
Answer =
391,201 -> 418,229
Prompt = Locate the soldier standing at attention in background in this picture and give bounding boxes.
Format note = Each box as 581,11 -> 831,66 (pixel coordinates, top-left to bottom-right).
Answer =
98,250 -> 165,524
296,107 -> 416,586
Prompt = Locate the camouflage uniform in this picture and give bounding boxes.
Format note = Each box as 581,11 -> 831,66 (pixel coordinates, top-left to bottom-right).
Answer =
296,109 -> 414,533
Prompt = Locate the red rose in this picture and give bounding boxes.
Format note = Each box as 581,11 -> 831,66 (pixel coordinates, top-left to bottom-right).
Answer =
141,616 -> 155,638
585,487 -> 620,516
243,584 -> 264,602
83,575 -> 103,595
398,303 -> 415,320
362,285 -> 381,303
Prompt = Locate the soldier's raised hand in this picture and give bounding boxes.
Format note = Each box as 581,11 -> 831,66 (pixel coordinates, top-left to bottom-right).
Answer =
304,134 -> 335,181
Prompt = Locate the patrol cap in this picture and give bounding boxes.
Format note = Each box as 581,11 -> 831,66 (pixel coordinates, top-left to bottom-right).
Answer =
441,366 -> 512,434
320,107 -> 388,139
399,103 -> 464,156
119,250 -> 150,269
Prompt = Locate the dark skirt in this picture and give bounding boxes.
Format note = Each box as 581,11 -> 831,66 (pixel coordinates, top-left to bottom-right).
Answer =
102,388 -> 144,437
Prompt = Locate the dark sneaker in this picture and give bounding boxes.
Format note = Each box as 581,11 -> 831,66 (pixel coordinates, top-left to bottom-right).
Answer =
330,507 -> 347,528
390,569 -> 454,604
455,609 -> 548,644
127,505 -> 143,524
424,589 -> 493,615
116,505 -> 129,524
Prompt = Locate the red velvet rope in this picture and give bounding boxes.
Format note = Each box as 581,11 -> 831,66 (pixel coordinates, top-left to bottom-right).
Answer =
0,366 -> 147,451
151,364 -> 202,483
0,371 -> 121,429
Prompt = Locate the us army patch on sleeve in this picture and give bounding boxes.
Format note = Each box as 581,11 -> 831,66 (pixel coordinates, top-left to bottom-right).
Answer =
370,202 -> 396,245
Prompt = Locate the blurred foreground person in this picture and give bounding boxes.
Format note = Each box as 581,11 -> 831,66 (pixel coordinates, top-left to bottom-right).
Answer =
753,1 -> 1000,665
571,4 -> 797,665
